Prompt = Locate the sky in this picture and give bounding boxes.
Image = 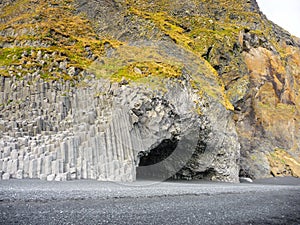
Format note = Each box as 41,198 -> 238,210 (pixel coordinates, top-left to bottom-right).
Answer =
256,0 -> 300,37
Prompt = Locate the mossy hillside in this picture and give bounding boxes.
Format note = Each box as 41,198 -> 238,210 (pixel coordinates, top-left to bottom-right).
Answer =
0,0 -> 192,86
125,1 -> 263,91
0,0 -> 32,20
1,0 -> 297,112
0,0 -> 187,90
126,1 -> 240,109
91,59 -> 182,83
87,41 -> 234,110
125,0 -> 296,106
125,0 -> 264,57
0,0 -> 121,80
125,0 -> 258,15
88,44 -> 184,92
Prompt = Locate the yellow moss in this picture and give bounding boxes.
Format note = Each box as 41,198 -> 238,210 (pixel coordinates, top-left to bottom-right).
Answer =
0,0 -> 31,19
89,50 -> 182,84
0,68 -> 10,77
0,0 -> 123,80
126,0 -> 297,113
0,0 -> 248,109
126,2 -> 235,110
0,47 -> 29,67
128,7 -> 193,49
2,0 -> 293,115
226,75 -> 250,103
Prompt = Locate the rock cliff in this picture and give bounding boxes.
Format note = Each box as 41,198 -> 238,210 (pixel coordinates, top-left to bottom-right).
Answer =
0,0 -> 299,182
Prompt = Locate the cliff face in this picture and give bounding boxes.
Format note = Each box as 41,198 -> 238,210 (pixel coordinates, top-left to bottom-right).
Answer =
0,0 -> 299,182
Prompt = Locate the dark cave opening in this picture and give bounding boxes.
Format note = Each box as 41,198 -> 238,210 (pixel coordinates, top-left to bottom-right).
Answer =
136,138 -> 178,180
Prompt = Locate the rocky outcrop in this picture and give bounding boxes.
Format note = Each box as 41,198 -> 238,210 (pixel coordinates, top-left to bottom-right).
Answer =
267,149 -> 300,178
237,45 -> 300,178
0,39 -> 240,182
0,0 -> 299,182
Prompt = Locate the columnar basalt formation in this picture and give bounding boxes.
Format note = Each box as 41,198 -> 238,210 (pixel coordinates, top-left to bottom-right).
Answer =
0,0 -> 299,182
0,41 -> 241,182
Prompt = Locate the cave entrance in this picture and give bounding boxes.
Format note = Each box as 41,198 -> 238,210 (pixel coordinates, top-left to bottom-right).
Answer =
136,138 -> 178,180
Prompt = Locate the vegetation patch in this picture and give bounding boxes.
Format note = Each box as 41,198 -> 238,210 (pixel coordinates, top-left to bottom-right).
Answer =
0,0 -> 121,80
88,44 -> 183,88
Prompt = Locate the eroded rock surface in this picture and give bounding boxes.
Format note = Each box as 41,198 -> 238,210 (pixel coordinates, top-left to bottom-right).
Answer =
0,0 -> 299,182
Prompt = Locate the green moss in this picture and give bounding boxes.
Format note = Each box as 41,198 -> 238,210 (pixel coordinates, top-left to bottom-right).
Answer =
0,0 -> 123,81
0,47 -> 31,67
250,154 -> 257,161
226,75 -> 250,103
0,0 -> 31,19
1,0 -> 292,113
90,57 -> 182,84
125,0 -> 294,112
126,4 -> 235,110
113,61 -> 182,82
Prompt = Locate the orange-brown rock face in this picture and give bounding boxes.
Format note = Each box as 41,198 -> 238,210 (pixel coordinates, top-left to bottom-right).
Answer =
238,42 -> 300,178
267,149 -> 300,178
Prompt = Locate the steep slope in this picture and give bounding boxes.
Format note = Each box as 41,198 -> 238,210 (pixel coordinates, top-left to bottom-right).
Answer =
76,0 -> 300,179
0,0 -> 299,181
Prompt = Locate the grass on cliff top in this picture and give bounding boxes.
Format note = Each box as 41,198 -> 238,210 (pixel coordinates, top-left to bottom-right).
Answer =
88,40 -> 234,110
125,0 -> 263,108
125,0 -> 294,111
0,0 -> 31,19
88,44 -> 183,90
2,0 -> 290,114
0,47 -> 26,66
0,0 -> 122,80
